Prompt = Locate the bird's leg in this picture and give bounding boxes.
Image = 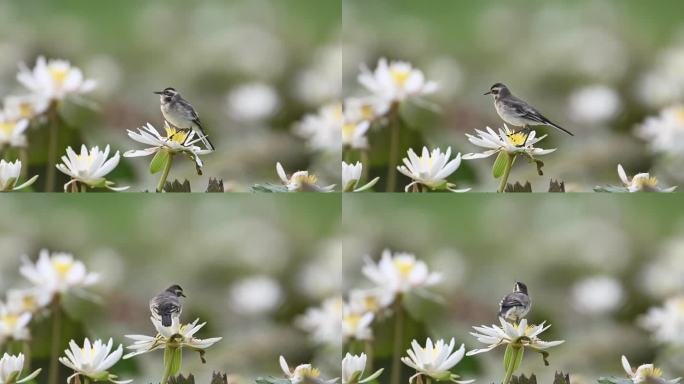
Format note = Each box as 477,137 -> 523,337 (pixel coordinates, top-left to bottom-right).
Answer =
521,125 -> 532,143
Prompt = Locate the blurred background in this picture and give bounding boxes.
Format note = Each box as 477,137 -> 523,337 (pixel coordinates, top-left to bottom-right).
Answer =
343,0 -> 684,191
343,195 -> 684,382
0,195 -> 341,383
0,0 -> 340,191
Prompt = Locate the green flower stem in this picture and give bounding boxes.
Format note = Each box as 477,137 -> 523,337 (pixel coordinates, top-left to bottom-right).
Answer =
45,102 -> 59,192
80,183 -> 87,193
82,376 -> 90,384
497,153 -> 515,193
386,103 -> 400,192
344,149 -> 353,164
156,153 -> 175,193
502,345 -> 522,384
22,340 -> 31,372
425,377 -> 432,384
161,345 -> 181,384
360,150 -> 370,183
48,296 -> 61,384
70,180 -> 78,193
390,296 -> 404,384
364,339 -> 374,374
19,148 -> 28,181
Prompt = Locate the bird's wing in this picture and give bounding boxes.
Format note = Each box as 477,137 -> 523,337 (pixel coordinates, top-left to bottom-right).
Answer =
158,300 -> 181,314
499,294 -> 525,309
177,98 -> 203,126
506,96 -> 552,124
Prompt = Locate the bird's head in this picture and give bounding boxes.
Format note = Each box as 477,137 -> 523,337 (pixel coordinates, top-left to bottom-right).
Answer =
514,281 -> 528,294
484,83 -> 510,99
154,87 -> 179,103
166,284 -> 186,297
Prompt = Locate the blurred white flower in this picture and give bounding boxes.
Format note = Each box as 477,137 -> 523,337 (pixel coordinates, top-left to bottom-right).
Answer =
358,58 -> 438,103
56,145 -> 128,192
0,160 -> 38,192
641,239 -> 684,298
342,120 -> 369,150
124,123 -> 212,171
5,289 -> 44,314
228,275 -> 282,315
568,85 -> 621,124
293,103 -> 342,153
362,249 -> 442,299
636,45 -> 684,108
297,242 -> 342,299
20,250 -> 99,301
0,116 -> 28,148
463,126 -> 556,160
616,164 -> 676,192
0,353 -> 41,384
0,304 -> 31,342
401,338 -> 471,383
17,56 -> 96,101
467,318 -> 564,356
342,305 -> 373,341
124,317 -> 222,359
636,105 -> 684,157
296,296 -> 343,346
294,44 -> 342,106
621,355 -> 681,384
59,338 -> 130,384
397,147 -> 469,193
342,353 -> 383,384
347,288 -> 393,314
639,296 -> 684,346
3,94 -> 49,120
425,57 -> 464,100
226,82 -> 280,123
342,162 -> 379,192
571,276 -> 624,315
279,355 -> 337,384
276,162 -> 335,192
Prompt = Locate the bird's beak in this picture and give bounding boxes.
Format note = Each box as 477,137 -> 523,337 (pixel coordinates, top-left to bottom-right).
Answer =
484,91 -> 492,95
153,91 -> 163,95
179,292 -> 186,297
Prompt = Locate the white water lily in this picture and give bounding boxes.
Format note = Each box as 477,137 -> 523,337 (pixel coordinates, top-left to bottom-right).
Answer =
294,103 -> 342,153
124,317 -> 222,359
0,304 -> 31,342
0,353 -> 41,384
342,305 -> 373,341
17,56 -> 96,101
59,338 -> 131,384
3,94 -> 49,120
359,58 -> 438,103
397,147 -> 469,192
342,353 -> 383,384
297,296 -> 343,346
616,164 -> 676,192
0,160 -> 38,192
124,123 -> 212,171
401,338 -> 472,384
467,318 -> 564,357
342,162 -> 379,192
279,356 -> 338,384
639,296 -> 684,346
276,162 -> 335,192
621,355 -> 681,384
362,249 -> 442,298
56,145 -> 128,192
636,105 -> 684,157
463,126 -> 556,160
0,116 -> 28,148
19,250 -> 99,300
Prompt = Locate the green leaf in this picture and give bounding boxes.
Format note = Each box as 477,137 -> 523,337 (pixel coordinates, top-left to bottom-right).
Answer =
149,148 -> 170,174
512,346 -> 524,371
597,377 -> 633,384
504,344 -> 513,370
170,347 -> 182,375
250,184 -> 290,193
256,377 -> 292,384
492,151 -> 508,178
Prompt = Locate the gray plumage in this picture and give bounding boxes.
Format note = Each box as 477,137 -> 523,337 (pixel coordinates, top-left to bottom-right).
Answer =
149,284 -> 185,327
155,87 -> 215,150
485,83 -> 573,136
498,282 -> 531,323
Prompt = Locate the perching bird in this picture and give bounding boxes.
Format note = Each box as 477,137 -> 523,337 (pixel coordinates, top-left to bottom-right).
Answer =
498,282 -> 531,323
149,284 -> 186,327
154,87 -> 215,150
485,83 -> 573,136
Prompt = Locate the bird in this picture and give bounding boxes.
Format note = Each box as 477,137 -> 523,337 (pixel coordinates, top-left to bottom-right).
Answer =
498,282 -> 531,324
485,83 -> 573,137
149,284 -> 186,327
154,87 -> 215,150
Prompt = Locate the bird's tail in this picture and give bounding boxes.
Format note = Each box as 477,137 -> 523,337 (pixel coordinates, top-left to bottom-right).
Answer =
161,313 -> 172,327
546,119 -> 574,136
199,134 -> 215,151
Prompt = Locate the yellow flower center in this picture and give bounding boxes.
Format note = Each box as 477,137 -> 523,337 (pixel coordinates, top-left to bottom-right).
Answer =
675,106 -> 684,123
52,259 -> 73,277
390,69 -> 410,86
361,105 -> 375,120
344,313 -> 361,329
0,122 -> 15,135
393,259 -> 414,277
165,126 -> 189,145
18,103 -> 34,119
22,296 -> 36,312
81,347 -> 97,360
292,173 -> 318,185
634,176 -> 659,188
333,104 -> 343,121
677,298 -> 684,312
1,314 -> 18,328
298,367 -> 321,379
422,347 -> 440,359
507,132 -> 527,146
49,68 -> 69,85
364,296 -> 379,311
342,123 -> 356,142
76,154 -> 95,168
638,366 -> 663,379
